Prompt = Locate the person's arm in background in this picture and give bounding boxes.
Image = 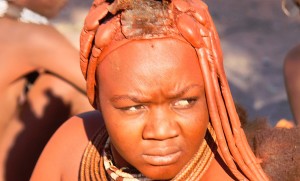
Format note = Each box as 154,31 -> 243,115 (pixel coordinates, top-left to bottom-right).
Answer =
24,24 -> 87,94
283,44 -> 300,125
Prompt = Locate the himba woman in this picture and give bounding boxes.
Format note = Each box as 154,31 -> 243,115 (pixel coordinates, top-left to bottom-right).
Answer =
31,0 -> 270,180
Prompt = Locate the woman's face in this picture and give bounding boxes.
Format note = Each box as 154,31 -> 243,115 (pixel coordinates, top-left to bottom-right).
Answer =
97,38 -> 209,180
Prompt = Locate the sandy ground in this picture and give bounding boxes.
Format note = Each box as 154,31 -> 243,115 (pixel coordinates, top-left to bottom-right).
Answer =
52,0 -> 300,125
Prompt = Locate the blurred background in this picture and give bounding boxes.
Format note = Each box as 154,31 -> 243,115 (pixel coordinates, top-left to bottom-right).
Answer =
52,0 -> 300,125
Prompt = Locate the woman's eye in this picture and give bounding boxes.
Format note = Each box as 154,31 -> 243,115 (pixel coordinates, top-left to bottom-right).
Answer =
173,98 -> 197,109
119,105 -> 145,113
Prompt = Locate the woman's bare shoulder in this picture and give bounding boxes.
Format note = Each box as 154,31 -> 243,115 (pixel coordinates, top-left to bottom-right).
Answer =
31,110 -> 104,180
56,110 -> 104,144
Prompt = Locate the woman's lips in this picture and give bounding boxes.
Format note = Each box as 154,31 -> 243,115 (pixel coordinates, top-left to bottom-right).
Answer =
142,147 -> 182,166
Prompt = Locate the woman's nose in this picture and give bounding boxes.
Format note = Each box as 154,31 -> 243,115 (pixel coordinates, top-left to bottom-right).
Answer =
142,106 -> 179,140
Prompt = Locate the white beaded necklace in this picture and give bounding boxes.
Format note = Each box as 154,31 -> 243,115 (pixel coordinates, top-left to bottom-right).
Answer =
0,0 -> 49,25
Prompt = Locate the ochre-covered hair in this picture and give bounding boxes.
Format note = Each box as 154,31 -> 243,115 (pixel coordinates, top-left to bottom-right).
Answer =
80,0 -> 269,180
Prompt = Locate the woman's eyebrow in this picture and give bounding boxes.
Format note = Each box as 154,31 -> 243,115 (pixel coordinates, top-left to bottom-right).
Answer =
167,84 -> 203,99
110,95 -> 146,103
110,84 -> 203,103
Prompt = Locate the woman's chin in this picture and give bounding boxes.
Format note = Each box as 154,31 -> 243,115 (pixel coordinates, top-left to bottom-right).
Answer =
139,166 -> 181,180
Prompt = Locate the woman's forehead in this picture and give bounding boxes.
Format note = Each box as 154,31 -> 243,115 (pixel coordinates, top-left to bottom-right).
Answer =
97,38 -> 204,90
100,37 -> 197,65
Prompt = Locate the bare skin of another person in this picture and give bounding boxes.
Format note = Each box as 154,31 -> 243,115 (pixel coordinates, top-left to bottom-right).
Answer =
284,44 -> 300,125
0,0 -> 93,180
32,0 -> 269,180
281,0 -> 300,126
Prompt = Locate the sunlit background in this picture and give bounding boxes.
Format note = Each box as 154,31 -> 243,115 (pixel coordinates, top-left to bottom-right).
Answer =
52,0 -> 300,125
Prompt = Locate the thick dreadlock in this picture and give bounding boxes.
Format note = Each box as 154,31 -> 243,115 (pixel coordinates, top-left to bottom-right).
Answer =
79,0 -> 269,180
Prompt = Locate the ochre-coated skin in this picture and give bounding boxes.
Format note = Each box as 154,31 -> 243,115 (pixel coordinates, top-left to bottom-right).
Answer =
0,1 -> 93,180
32,0 -> 269,180
284,44 -> 300,125
98,39 -> 210,179
31,38 -> 234,181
